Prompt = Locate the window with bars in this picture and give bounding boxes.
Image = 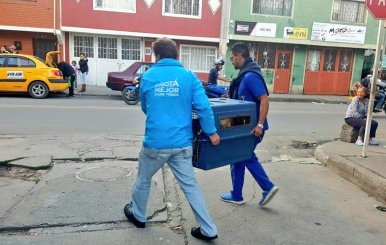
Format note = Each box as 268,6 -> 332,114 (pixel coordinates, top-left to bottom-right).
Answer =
180,45 -> 216,72
252,0 -> 292,16
256,44 -> 276,69
164,0 -> 201,17
332,0 -> 365,23
98,37 -> 117,59
307,48 -> 321,71
95,0 -> 135,12
338,50 -> 353,72
323,49 -> 337,72
122,39 -> 141,60
73,36 -> 94,58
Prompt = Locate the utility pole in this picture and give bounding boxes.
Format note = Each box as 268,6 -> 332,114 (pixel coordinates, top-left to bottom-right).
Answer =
362,20 -> 385,157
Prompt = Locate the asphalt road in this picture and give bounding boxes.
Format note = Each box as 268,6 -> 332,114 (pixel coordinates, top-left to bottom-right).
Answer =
1,95 -> 386,244
1,94 -> 385,160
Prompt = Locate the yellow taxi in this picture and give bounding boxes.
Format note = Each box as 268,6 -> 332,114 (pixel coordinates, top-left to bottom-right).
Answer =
0,53 -> 68,99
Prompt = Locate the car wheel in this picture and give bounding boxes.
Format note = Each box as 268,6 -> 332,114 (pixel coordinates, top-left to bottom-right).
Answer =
28,81 -> 49,99
122,86 -> 139,105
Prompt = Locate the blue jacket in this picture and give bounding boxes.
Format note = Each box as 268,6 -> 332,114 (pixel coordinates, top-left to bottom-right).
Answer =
140,58 -> 217,149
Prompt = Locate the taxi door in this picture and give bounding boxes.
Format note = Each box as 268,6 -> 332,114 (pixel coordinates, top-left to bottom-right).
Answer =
0,56 -> 5,90
2,56 -> 29,92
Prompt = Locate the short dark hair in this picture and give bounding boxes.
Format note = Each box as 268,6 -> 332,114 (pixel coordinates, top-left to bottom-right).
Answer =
231,42 -> 250,59
80,52 -> 86,57
152,38 -> 178,60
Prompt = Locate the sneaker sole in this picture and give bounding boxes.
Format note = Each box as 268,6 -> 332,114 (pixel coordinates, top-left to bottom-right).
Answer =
220,197 -> 244,205
260,186 -> 279,207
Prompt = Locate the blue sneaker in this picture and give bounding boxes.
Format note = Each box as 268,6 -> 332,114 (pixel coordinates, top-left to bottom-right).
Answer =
220,192 -> 244,204
259,186 -> 279,207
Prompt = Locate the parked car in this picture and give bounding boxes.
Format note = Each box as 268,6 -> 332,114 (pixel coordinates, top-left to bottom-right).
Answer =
106,62 -> 153,104
0,53 -> 68,98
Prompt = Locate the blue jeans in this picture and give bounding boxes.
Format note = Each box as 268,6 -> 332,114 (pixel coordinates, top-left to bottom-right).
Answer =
230,134 -> 274,200
131,146 -> 217,237
375,91 -> 385,110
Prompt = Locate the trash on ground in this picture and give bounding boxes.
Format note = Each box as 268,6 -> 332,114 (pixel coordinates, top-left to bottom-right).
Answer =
374,205 -> 386,212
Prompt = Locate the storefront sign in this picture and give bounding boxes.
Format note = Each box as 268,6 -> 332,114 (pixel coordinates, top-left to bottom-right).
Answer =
235,21 -> 276,38
311,22 -> 366,44
283,27 -> 308,39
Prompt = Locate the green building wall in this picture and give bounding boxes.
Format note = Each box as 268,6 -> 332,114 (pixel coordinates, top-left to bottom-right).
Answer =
224,0 -> 382,94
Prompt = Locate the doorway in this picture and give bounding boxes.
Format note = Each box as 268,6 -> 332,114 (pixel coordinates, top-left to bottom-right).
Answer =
273,50 -> 292,93
32,39 -> 57,61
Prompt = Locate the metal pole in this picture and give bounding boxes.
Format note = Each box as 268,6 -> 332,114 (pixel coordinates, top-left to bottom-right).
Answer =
362,19 -> 385,157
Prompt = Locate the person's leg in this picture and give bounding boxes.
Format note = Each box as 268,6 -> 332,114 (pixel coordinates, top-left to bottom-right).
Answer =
246,136 -> 275,190
369,119 -> 378,138
345,117 -> 366,140
79,73 -> 86,92
69,75 -> 75,96
375,92 -> 385,110
74,75 -> 78,89
245,154 -> 274,192
229,161 -> 246,200
131,147 -> 168,222
167,147 -> 217,238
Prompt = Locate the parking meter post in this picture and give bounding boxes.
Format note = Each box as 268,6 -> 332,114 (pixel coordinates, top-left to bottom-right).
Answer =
362,19 -> 385,158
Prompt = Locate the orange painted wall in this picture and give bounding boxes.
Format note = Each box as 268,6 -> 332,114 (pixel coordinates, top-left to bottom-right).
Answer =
0,0 -> 60,29
0,30 -> 56,55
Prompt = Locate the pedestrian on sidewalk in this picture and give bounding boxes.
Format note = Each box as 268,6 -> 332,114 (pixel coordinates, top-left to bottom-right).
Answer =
71,60 -> 79,89
78,53 -> 88,92
57,61 -> 76,97
124,38 -> 220,241
345,87 -> 379,146
1,45 -> 10,53
220,42 -> 279,207
8,45 -> 18,54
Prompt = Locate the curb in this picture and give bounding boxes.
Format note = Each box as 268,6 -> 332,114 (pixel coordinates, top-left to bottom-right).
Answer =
269,97 -> 347,104
72,92 -> 349,105
315,144 -> 386,204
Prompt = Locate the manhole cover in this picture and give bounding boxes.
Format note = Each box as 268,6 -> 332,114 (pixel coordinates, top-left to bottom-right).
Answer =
75,166 -> 133,182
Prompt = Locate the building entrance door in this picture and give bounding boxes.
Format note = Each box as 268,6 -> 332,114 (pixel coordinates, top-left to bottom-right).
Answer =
304,48 -> 353,95
273,50 -> 292,94
33,39 -> 57,61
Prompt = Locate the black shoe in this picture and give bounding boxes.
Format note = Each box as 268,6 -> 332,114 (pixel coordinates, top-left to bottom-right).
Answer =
191,227 -> 218,241
123,203 -> 146,228
374,108 -> 383,112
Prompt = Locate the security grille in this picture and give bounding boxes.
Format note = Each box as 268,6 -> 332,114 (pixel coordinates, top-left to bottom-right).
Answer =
98,37 -> 117,59
122,39 -> 141,60
73,36 -> 94,58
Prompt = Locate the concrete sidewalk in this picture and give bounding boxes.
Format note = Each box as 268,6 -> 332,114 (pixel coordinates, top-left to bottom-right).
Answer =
1,135 -> 386,244
315,139 -> 386,204
76,85 -> 350,104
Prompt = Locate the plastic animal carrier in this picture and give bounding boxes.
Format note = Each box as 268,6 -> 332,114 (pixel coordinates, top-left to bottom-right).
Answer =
192,98 -> 257,170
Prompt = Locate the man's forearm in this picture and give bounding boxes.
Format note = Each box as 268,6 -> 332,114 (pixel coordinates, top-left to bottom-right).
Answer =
258,95 -> 269,125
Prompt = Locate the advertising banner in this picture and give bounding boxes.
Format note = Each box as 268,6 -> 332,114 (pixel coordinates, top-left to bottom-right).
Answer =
311,22 -> 366,44
283,27 -> 308,39
235,21 -> 276,38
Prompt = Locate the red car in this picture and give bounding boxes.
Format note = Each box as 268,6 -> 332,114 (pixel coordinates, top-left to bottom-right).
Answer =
106,62 -> 152,103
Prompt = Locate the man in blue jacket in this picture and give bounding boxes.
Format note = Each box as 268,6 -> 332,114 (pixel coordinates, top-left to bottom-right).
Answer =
220,42 -> 279,207
124,38 -> 220,241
